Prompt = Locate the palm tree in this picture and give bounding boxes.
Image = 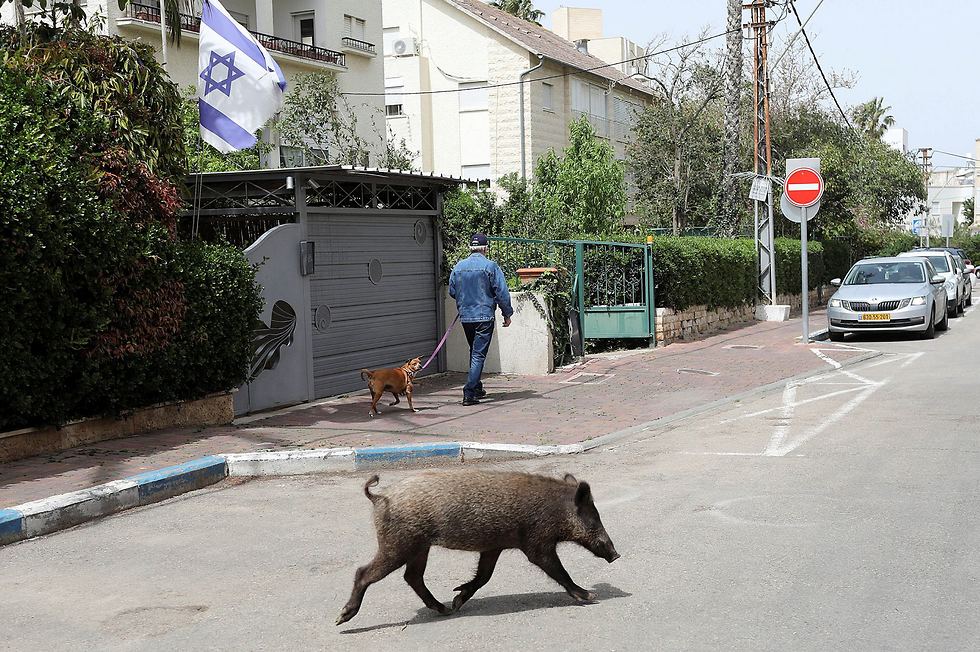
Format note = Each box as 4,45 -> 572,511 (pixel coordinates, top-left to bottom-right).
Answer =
851,97 -> 895,139
489,0 -> 544,26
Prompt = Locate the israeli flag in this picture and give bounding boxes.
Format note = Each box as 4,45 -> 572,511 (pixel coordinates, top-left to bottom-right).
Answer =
198,0 -> 287,153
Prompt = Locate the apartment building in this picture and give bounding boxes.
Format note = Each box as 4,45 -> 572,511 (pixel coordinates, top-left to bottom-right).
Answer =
382,0 -> 654,183
551,6 -> 651,83
2,0 -> 385,167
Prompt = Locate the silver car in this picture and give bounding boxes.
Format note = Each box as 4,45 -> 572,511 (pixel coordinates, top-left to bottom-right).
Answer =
827,256 -> 948,341
897,250 -> 966,316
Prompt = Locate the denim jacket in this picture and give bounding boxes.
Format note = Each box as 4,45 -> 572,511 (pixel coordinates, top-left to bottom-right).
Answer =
448,253 -> 514,323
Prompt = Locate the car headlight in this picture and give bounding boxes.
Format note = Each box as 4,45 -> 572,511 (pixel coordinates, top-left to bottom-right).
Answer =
910,296 -> 927,306
829,298 -> 843,308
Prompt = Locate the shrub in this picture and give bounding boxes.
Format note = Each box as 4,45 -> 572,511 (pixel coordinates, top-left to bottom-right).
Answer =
774,238 -> 824,294
650,237 -> 756,310
0,28 -> 260,429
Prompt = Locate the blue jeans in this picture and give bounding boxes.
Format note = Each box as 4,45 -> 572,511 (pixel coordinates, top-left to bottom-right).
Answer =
462,320 -> 494,399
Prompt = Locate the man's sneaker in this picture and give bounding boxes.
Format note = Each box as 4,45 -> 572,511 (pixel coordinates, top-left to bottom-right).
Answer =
461,397 -> 481,406
474,388 -> 488,399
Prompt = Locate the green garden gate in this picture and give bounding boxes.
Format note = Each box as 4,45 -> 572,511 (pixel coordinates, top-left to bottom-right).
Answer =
488,237 -> 655,343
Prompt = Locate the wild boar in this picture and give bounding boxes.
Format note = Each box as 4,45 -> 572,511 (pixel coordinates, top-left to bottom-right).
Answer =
336,469 -> 620,625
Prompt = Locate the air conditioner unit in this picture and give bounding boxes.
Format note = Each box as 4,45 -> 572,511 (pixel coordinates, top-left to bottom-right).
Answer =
389,37 -> 417,57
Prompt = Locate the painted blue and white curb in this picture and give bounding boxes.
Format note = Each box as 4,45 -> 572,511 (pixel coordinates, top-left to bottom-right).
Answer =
222,441 -> 590,477
0,442 -> 592,546
0,456 -> 227,547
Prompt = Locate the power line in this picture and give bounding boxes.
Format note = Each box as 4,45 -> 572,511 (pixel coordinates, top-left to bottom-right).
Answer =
769,0 -> 826,70
341,27 -> 740,97
931,148 -> 977,163
788,0 -> 854,131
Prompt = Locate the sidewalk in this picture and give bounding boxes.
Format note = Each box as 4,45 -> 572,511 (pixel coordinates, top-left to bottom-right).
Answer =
1,311 -> 858,507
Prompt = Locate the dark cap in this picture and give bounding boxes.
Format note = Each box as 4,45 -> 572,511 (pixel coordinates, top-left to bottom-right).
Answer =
470,233 -> 489,247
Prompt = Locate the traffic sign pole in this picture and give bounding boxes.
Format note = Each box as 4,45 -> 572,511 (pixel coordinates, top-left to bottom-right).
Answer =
801,205 -> 809,344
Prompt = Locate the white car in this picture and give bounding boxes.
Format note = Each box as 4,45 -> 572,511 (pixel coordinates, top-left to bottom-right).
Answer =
897,250 -> 967,316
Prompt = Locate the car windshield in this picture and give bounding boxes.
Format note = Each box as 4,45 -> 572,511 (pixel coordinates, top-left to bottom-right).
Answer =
844,262 -> 925,285
922,255 -> 950,272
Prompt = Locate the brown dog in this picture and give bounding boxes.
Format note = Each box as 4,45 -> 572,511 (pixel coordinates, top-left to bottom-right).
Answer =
360,357 -> 423,417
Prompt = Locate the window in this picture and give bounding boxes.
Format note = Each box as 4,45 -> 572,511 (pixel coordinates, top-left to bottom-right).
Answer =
227,9 -> 249,28
280,146 -> 328,168
344,14 -> 366,41
293,12 -> 314,46
385,77 -> 405,117
571,78 -> 608,136
458,82 -> 489,112
541,82 -> 554,111
461,164 -> 491,183
613,97 -> 639,142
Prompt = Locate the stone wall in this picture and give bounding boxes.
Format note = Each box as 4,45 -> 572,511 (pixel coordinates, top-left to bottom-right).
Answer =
655,286 -> 828,346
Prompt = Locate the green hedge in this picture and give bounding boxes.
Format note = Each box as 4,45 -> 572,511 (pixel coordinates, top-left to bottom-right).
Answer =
650,237 -> 756,310
0,31 -> 260,430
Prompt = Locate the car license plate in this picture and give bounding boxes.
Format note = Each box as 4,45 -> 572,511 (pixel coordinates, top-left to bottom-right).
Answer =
861,313 -> 891,321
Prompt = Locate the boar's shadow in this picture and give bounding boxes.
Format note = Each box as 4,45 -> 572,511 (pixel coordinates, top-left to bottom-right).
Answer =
340,583 -> 630,634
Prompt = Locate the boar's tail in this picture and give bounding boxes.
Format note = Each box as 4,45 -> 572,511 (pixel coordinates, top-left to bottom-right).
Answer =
363,475 -> 383,503
360,369 -> 373,381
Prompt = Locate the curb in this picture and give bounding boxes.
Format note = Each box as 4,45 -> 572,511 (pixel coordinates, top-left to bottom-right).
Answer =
0,351 -> 881,547
0,456 -> 226,547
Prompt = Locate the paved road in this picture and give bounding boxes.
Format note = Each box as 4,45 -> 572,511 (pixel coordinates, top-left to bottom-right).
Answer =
2,308 -> 979,650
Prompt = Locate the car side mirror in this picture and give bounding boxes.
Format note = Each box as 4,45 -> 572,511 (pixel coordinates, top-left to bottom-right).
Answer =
930,275 -> 944,285
830,278 -> 841,287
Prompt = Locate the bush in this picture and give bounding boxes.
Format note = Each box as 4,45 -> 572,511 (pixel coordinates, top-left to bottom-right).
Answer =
820,239 -> 853,282
0,28 -> 260,429
775,238 -> 824,294
650,237 -> 756,310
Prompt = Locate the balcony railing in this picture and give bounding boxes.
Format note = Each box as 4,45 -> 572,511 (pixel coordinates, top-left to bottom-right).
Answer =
125,3 -> 345,67
342,36 -> 376,55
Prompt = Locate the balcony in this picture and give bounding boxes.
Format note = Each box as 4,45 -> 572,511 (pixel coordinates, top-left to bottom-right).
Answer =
124,3 -> 346,67
341,36 -> 377,56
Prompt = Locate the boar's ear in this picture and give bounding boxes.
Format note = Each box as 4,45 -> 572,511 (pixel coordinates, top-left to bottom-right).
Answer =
574,481 -> 592,507
564,473 -> 578,486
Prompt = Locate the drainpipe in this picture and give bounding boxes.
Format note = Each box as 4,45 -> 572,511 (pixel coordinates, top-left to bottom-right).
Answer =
519,54 -> 545,180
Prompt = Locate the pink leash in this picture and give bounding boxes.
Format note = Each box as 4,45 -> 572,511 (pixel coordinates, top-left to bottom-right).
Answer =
420,315 -> 460,370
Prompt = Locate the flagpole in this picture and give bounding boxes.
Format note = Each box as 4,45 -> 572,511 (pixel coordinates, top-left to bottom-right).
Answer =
159,0 -> 169,71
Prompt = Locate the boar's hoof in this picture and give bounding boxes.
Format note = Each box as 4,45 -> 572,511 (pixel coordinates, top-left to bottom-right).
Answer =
434,603 -> 452,616
336,606 -> 357,626
571,591 -> 597,604
412,408 -> 420,413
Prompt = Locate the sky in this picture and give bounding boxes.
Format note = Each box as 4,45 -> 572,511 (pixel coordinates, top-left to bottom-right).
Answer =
534,0 -> 978,170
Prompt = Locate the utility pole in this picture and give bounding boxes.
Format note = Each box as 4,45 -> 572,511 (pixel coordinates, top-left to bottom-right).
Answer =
721,0 -> 743,235
747,0 -> 775,304
919,147 -> 932,246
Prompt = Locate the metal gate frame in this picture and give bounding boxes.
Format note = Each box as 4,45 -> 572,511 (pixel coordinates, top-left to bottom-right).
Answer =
488,236 -> 656,343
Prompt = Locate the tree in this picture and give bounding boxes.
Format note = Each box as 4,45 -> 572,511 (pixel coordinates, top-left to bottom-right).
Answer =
377,125 -> 418,171
274,71 -> 372,166
963,196 -> 975,223
720,0 -> 743,234
628,33 -> 725,234
489,0 -> 543,25
531,116 -> 626,237
850,97 -> 895,139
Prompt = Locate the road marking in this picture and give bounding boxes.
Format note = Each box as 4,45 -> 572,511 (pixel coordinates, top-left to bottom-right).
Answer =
721,386 -> 866,422
764,381 -> 887,456
764,382 -> 798,455
811,348 -> 842,369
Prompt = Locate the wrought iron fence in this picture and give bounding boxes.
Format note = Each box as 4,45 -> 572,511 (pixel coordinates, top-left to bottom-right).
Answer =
488,237 -> 655,341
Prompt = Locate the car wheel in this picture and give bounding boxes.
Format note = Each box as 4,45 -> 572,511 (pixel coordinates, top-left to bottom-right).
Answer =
950,302 -> 961,318
937,306 -> 949,331
968,292 -> 973,307
829,331 -> 845,342
921,308 -> 936,339
957,298 -> 965,315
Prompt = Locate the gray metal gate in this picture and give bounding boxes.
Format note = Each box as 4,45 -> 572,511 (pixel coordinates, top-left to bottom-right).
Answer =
308,212 -> 439,399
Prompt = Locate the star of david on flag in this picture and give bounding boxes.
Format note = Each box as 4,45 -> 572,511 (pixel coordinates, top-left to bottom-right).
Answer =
198,0 -> 286,153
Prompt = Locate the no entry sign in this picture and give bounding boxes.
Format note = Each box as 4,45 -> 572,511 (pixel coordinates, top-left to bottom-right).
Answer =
784,167 -> 823,208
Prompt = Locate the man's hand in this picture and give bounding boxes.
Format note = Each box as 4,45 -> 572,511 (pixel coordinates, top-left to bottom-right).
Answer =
503,316 -> 512,327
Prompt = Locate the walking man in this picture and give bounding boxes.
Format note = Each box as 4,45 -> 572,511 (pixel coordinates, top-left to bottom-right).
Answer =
448,233 -> 513,406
